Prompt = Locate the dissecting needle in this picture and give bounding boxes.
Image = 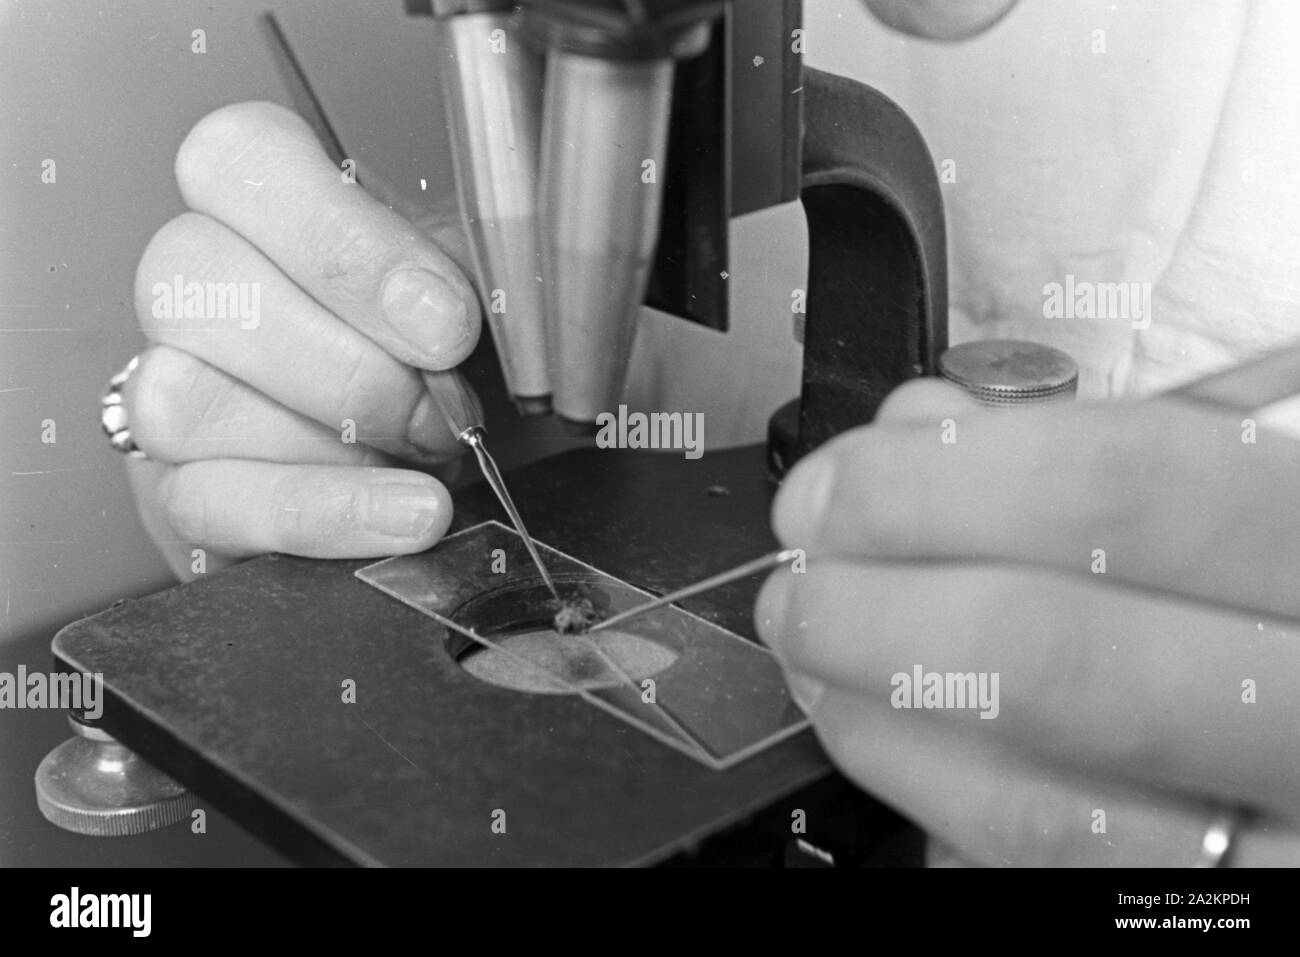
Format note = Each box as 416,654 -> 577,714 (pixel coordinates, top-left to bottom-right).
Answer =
587,344 -> 1300,633
260,12 -> 424,221
584,344 -> 1300,637
425,371 -> 561,602
460,426 -> 560,602
586,548 -> 804,634
1165,340 -> 1300,413
593,343 -> 1300,635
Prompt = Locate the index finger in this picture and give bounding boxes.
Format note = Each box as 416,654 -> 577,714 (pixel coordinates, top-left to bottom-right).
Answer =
772,398 -> 1300,620
175,101 -> 480,370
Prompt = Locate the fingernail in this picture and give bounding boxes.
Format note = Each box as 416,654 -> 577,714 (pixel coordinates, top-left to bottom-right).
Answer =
773,454 -> 837,545
785,670 -> 827,717
363,482 -> 443,539
381,267 -> 472,362
405,390 -> 445,454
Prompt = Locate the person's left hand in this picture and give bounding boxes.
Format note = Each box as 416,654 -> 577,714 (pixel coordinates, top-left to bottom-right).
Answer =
757,378 -> 1300,866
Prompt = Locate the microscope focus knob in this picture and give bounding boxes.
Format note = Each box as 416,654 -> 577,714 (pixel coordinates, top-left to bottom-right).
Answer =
938,339 -> 1079,407
35,717 -> 198,836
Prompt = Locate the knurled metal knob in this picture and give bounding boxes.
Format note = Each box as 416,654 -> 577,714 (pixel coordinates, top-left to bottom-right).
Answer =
939,339 -> 1079,407
35,717 -> 197,836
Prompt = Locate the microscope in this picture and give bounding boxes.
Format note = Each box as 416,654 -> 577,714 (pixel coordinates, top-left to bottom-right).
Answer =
427,0 -> 945,452
36,0 -> 948,866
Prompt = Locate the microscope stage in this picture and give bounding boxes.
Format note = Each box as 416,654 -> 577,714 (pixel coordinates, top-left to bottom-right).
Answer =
51,446 -> 832,866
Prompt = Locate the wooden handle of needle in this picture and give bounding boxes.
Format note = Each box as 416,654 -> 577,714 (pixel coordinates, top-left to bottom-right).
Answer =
422,370 -> 485,440
1165,342 -> 1300,414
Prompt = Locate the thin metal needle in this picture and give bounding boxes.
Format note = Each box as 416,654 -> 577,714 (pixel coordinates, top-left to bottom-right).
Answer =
259,12 -> 424,220
587,548 -> 804,634
460,426 -> 561,602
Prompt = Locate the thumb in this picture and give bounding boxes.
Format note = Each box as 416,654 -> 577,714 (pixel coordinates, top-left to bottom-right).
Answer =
771,377 -> 980,547
873,376 -> 982,424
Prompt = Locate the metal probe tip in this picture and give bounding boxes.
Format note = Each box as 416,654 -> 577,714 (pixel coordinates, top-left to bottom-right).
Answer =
586,548 -> 804,634
457,426 -> 560,603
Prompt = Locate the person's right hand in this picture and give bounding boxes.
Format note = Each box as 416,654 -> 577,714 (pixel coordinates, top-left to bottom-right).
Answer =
122,102 -> 482,579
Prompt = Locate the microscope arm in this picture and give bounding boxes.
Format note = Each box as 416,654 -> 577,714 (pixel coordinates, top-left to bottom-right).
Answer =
769,65 -> 949,472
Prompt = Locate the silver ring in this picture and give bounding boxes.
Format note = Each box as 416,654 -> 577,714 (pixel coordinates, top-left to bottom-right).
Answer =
1195,811 -> 1239,868
100,355 -> 147,458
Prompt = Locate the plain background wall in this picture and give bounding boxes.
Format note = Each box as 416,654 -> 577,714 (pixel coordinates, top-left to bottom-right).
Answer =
0,1 -> 474,647
0,0 -> 959,649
